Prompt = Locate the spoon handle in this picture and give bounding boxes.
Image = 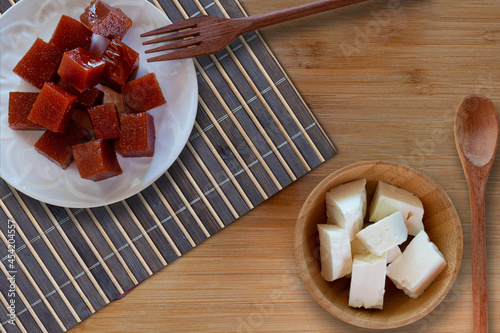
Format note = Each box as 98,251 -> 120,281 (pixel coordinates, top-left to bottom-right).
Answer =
468,175 -> 488,333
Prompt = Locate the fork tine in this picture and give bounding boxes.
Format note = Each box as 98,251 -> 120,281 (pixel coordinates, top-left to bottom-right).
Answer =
144,36 -> 202,54
147,46 -> 204,62
140,20 -> 197,37
142,29 -> 199,45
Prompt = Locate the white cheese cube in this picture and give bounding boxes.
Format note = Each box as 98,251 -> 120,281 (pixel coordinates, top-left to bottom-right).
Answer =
326,179 -> 367,240
348,253 -> 387,309
352,236 -> 401,264
344,237 -> 367,278
350,236 -> 370,256
386,245 -> 402,264
368,181 -> 424,236
356,211 -> 408,256
317,224 -> 352,281
387,230 -> 447,298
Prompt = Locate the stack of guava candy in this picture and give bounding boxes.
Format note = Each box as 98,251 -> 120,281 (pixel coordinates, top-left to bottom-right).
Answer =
8,0 -> 166,182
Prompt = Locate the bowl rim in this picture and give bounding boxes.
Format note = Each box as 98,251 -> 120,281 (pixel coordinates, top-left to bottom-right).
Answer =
294,160 -> 463,329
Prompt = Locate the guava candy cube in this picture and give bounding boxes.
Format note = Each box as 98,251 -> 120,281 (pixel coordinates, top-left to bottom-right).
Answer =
101,38 -> 139,91
57,47 -> 106,93
56,77 -> 80,95
28,82 -> 77,133
57,78 -> 104,110
34,120 -> 90,169
71,108 -> 95,137
119,112 -> 155,157
49,15 -> 93,51
8,92 -> 44,130
13,38 -> 63,89
88,103 -> 120,140
78,88 -> 104,110
80,0 -> 132,40
122,73 -> 166,113
73,139 -> 122,181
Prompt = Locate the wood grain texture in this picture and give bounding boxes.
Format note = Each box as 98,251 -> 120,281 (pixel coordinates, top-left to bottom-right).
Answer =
68,0 -> 500,331
0,0 -> 498,331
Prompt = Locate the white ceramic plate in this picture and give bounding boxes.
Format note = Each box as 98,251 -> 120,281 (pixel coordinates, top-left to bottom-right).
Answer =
0,0 -> 198,208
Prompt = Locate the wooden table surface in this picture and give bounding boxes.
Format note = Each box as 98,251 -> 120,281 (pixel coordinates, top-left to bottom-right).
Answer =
71,0 -> 500,331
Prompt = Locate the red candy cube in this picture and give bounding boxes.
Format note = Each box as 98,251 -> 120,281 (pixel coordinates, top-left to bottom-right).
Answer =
13,38 -> 63,89
80,0 -> 132,40
71,109 -> 95,137
49,15 -> 93,51
34,121 -> 90,169
8,92 -> 44,130
57,47 -> 106,93
57,79 -> 104,110
28,82 -> 77,133
77,88 -> 105,110
122,73 -> 166,113
101,39 -> 139,91
119,112 -> 155,157
56,78 -> 80,95
88,103 -> 120,140
73,139 -> 122,181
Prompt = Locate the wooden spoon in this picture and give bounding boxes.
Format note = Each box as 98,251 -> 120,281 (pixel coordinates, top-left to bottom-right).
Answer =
454,94 -> 499,333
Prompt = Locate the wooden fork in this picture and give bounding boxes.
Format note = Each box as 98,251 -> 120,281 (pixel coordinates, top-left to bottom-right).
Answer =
141,0 -> 370,62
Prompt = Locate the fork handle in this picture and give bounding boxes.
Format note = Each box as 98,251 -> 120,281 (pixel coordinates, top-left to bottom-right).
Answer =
236,0 -> 371,34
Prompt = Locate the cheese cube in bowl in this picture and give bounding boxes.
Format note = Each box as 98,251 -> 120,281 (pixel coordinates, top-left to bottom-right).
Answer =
387,230 -> 447,298
317,224 -> 352,281
369,181 -> 425,236
349,253 -> 387,309
325,178 -> 366,240
356,211 -> 408,256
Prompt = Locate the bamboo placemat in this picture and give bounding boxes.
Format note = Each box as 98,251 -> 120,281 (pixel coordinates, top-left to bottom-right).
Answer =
0,0 -> 336,331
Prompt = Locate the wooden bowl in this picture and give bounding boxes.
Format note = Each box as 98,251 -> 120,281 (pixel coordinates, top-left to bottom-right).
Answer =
295,161 -> 463,329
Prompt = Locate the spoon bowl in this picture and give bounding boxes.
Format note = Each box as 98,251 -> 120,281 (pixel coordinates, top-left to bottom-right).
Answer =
454,94 -> 499,333
455,95 -> 499,167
